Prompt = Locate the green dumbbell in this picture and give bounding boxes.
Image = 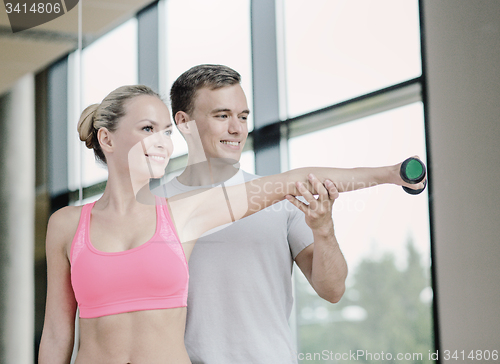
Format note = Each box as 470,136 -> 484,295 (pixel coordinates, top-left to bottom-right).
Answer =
400,157 -> 427,195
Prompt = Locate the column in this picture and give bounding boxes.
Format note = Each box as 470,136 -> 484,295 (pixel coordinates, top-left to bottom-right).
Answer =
0,74 -> 35,364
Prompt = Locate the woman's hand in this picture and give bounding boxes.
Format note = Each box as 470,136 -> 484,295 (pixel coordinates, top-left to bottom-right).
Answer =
392,156 -> 427,192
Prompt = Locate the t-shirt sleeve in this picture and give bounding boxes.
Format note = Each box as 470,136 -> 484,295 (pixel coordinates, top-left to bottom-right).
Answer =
286,199 -> 314,259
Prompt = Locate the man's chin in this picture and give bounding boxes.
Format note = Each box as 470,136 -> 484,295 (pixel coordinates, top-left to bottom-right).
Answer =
208,156 -> 241,166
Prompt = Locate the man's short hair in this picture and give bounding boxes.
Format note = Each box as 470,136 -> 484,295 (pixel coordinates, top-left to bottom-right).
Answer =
170,64 -> 241,121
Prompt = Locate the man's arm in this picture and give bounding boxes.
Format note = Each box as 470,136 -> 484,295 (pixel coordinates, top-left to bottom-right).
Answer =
289,176 -> 347,303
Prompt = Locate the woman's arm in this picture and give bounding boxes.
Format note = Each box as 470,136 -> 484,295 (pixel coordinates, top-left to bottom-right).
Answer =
169,159 -> 425,243
38,208 -> 78,364
244,164 -> 405,214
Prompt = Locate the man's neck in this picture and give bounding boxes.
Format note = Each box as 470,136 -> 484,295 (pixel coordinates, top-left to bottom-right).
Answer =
177,158 -> 241,186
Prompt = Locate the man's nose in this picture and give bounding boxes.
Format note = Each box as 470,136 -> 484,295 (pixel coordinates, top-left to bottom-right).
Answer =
228,116 -> 244,134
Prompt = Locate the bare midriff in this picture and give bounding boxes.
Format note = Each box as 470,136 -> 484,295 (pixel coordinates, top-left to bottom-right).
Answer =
75,307 -> 190,364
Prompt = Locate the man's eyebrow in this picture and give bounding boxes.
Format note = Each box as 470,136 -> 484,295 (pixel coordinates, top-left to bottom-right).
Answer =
211,108 -> 251,114
211,108 -> 231,114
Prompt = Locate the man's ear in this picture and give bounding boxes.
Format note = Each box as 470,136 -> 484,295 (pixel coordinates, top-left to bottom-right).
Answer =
175,111 -> 193,135
97,127 -> 113,154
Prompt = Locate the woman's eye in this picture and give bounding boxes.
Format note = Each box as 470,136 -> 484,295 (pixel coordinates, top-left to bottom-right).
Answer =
164,129 -> 172,136
143,126 -> 153,132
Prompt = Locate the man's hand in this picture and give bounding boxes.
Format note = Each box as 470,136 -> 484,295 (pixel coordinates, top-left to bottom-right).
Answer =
285,173 -> 339,231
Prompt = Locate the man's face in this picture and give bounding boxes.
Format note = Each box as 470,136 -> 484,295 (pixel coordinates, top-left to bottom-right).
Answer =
189,84 -> 249,162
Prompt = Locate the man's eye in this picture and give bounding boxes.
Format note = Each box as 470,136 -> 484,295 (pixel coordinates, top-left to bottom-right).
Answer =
217,114 -> 228,119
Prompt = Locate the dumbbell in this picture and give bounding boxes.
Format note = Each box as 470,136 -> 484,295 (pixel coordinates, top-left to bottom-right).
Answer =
400,157 -> 427,195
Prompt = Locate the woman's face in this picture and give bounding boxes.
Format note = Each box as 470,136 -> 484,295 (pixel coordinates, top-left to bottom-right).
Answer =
110,95 -> 174,182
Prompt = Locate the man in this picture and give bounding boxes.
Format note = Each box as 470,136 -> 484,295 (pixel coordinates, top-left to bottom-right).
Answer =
153,64 -> 347,363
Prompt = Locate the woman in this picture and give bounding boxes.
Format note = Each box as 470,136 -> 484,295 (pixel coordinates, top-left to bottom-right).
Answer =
38,85 -> 425,363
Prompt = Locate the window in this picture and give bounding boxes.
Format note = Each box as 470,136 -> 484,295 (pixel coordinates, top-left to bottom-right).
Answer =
68,18 -> 138,190
283,0 -> 421,117
52,2 -> 433,359
239,149 -> 255,174
289,103 -> 433,361
163,0 -> 253,158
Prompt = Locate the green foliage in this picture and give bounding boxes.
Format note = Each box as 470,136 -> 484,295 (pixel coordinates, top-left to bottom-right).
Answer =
295,237 -> 434,363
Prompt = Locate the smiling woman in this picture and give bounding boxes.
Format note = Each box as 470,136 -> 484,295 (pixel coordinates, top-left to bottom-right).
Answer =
38,84 -> 426,364
39,85 -> 193,364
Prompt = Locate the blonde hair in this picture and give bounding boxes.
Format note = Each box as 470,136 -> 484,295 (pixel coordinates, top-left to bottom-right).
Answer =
77,85 -> 161,164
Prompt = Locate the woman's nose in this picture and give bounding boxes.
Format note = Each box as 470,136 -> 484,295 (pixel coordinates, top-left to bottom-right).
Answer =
152,131 -> 169,148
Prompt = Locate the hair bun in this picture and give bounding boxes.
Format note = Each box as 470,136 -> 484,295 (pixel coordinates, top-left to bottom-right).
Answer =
77,104 -> 99,149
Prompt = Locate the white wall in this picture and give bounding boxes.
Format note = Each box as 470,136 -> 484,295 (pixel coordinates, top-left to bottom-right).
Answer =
422,0 -> 500,359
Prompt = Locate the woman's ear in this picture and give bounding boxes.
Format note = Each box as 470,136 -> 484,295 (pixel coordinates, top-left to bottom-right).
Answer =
175,111 -> 192,135
97,127 -> 113,153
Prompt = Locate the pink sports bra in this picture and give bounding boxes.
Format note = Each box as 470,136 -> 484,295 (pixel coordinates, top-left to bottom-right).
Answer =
70,197 -> 189,319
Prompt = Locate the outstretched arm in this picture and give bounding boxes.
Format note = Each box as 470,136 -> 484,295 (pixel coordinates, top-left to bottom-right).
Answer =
169,159 -> 425,244
243,164 -> 399,214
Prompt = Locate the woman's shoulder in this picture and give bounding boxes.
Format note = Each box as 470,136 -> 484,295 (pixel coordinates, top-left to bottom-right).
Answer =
50,205 -> 83,224
47,205 -> 85,247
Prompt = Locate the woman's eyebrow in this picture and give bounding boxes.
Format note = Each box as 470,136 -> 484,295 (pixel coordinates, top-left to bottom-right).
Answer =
138,119 -> 172,128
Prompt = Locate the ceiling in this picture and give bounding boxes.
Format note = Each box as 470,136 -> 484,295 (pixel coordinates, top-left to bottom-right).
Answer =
0,0 -> 156,96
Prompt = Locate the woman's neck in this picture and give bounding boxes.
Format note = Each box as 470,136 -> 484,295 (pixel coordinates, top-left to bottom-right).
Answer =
98,169 -> 155,213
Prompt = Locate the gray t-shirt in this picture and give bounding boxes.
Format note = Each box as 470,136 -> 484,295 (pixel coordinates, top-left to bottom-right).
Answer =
153,170 -> 313,363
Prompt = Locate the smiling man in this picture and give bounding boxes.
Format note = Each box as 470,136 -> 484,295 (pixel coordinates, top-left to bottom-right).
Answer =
153,64 -> 348,364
